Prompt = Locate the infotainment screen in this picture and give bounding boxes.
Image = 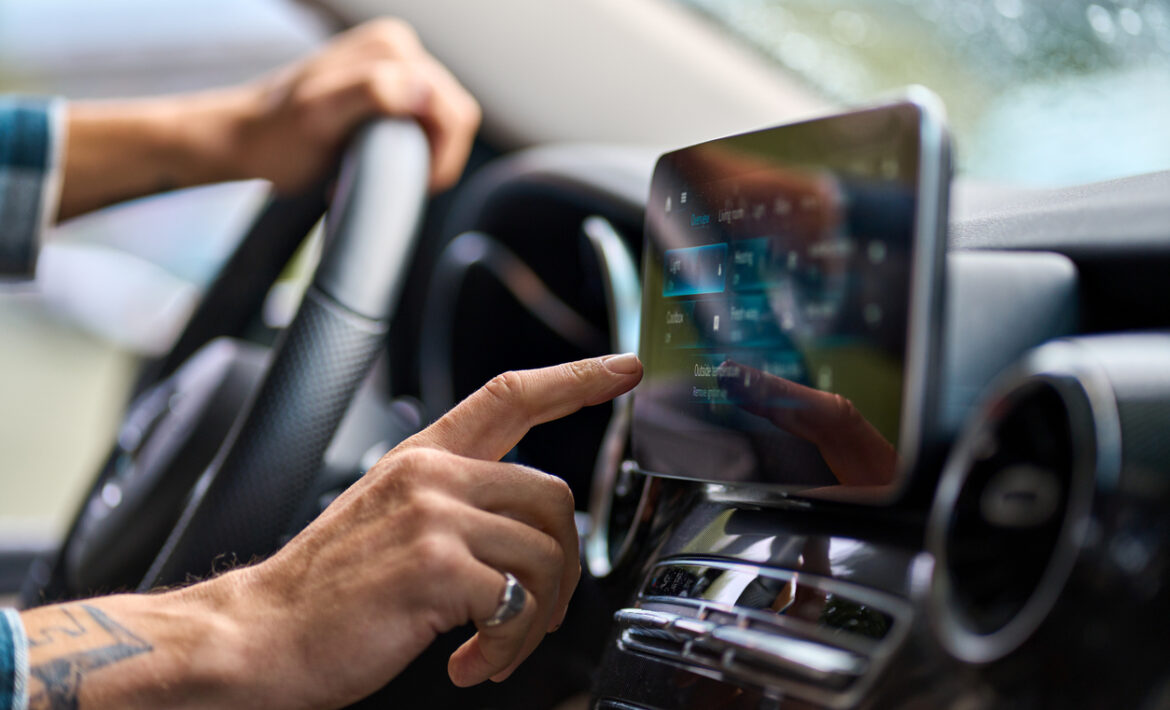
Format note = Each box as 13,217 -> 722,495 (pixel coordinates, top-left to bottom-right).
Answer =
632,97 -> 949,496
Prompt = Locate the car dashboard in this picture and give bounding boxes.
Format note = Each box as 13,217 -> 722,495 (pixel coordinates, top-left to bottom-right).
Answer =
386,101 -> 1170,709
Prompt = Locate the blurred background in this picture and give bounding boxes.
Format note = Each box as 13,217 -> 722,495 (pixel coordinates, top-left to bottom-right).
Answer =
0,0 -> 330,545
1,0 -> 1166,548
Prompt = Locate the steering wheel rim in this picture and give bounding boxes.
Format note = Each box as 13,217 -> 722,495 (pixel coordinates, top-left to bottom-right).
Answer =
24,119 -> 429,599
138,118 -> 430,589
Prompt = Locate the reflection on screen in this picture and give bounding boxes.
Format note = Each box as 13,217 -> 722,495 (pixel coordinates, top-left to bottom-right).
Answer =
633,106 -> 921,489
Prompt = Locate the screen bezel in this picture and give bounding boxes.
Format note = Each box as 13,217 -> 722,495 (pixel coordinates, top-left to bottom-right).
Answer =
632,92 -> 951,505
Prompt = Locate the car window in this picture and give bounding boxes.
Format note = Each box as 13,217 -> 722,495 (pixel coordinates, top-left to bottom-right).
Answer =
676,0 -> 1170,186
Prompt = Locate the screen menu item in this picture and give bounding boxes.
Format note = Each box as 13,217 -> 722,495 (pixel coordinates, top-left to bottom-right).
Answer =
632,100 -> 947,493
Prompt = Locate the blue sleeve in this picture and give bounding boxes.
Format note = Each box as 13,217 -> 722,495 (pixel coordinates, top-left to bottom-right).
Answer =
0,96 -> 65,279
0,608 -> 29,710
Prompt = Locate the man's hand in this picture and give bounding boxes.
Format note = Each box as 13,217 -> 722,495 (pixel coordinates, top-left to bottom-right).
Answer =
59,18 -> 480,219
231,18 -> 481,194
220,353 -> 643,706
21,354 -> 642,709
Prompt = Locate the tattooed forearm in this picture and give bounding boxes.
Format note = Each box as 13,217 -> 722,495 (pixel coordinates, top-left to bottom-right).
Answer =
26,604 -> 153,710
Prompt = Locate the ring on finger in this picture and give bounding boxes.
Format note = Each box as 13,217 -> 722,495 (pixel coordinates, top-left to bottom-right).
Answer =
483,572 -> 527,627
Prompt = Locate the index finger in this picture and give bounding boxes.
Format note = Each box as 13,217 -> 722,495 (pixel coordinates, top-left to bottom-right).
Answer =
407,353 -> 643,461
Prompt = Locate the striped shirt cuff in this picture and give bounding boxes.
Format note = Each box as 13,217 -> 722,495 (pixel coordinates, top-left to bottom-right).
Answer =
0,96 -> 66,280
0,608 -> 29,710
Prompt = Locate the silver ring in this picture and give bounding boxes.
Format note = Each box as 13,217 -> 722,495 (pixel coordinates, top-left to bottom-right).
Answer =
483,572 -> 526,627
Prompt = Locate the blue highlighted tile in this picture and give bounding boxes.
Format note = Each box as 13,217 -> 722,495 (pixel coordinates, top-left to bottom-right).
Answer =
663,243 -> 727,297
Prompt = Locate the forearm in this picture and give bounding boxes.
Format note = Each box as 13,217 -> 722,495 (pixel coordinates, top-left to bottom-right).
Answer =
56,20 -> 481,222
20,574 -> 253,709
59,89 -> 259,221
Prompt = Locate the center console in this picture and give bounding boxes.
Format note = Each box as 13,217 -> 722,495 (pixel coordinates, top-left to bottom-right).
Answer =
587,92 -> 1170,709
590,93 -> 952,708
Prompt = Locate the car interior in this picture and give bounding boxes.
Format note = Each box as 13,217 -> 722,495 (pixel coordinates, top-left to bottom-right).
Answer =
1,1 -> 1168,708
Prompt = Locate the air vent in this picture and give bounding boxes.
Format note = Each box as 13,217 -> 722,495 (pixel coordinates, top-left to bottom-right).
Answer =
937,379 -> 1088,635
927,339 -> 1115,663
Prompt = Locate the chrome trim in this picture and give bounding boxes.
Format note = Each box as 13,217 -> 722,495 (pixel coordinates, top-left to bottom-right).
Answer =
586,458 -> 658,578
890,87 -> 951,501
614,557 -> 913,708
614,608 -> 676,629
581,216 -> 645,578
638,595 -> 881,657
640,558 -> 913,626
671,617 -> 717,637
581,215 -> 642,355
712,626 -> 867,684
595,701 -> 655,710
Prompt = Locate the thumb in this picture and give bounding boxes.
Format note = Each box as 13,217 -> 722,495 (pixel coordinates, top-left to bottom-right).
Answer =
408,353 -> 642,461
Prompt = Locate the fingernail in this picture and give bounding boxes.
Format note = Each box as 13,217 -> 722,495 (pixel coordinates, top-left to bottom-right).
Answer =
603,352 -> 640,375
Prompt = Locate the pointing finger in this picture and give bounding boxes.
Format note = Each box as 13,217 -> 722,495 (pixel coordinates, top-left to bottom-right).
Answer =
408,353 -> 642,462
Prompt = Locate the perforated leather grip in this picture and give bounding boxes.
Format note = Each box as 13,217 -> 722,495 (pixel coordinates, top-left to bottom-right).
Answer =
142,288 -> 385,587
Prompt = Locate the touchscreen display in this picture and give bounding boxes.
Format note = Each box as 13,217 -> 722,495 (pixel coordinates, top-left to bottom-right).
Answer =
633,103 -> 937,490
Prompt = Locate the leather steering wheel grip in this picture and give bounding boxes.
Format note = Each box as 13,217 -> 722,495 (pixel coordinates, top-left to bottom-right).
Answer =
140,120 -> 430,589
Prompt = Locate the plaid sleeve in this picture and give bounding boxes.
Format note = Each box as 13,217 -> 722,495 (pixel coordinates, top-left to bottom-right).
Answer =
0,608 -> 29,710
0,96 -> 65,279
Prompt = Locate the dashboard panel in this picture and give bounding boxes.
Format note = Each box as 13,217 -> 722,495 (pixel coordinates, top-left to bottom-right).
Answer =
365,109 -> 1169,710
585,119 -> 1166,708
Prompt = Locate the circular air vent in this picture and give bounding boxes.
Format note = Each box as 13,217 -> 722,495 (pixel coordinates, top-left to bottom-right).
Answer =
927,341 -> 1115,663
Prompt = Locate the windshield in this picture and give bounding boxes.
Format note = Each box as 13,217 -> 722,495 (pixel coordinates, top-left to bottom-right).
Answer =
677,0 -> 1170,186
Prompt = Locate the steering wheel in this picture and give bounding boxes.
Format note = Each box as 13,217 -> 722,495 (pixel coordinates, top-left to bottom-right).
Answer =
24,119 -> 430,600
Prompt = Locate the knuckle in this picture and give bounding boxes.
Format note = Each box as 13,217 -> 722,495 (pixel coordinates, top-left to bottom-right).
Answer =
533,532 -> 564,570
413,533 -> 462,577
362,64 -> 404,102
467,98 -> 483,124
563,359 -> 599,406
831,393 -> 861,423
548,475 -> 575,515
484,370 -> 526,408
457,97 -> 482,131
368,449 -> 414,492
382,451 -> 422,490
406,488 -> 454,526
566,358 -> 595,383
367,17 -> 419,46
390,481 -> 453,535
360,72 -> 383,103
396,445 -> 445,476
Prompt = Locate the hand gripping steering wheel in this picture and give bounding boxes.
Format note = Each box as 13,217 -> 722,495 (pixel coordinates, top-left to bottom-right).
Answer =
26,119 -> 430,598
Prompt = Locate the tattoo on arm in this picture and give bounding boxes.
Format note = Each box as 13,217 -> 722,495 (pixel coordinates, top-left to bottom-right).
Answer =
26,604 -> 153,710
